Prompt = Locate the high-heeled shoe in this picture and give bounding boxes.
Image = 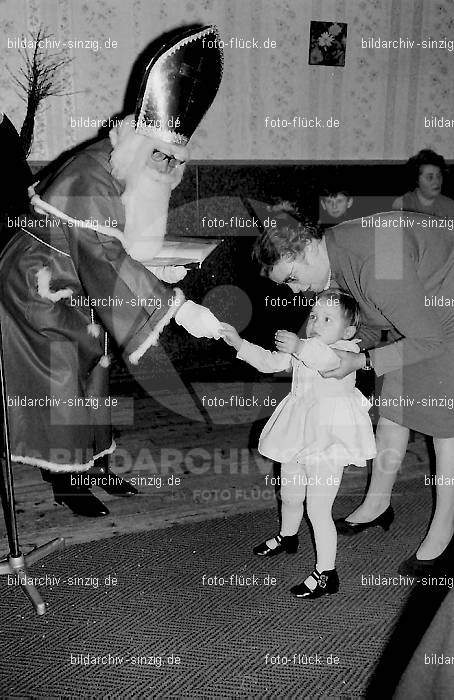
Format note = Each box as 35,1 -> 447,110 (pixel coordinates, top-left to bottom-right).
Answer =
290,568 -> 339,599
398,536 -> 454,577
335,505 -> 394,536
253,533 -> 299,557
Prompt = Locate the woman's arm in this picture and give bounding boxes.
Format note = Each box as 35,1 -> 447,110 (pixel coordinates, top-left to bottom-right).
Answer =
357,325 -> 388,350
323,240 -> 445,380
359,254 -> 444,377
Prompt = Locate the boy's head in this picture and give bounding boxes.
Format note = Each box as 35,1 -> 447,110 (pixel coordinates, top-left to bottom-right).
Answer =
306,290 -> 360,345
320,186 -> 353,220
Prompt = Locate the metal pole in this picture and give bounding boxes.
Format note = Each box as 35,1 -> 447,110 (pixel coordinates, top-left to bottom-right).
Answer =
0,316 -> 21,557
0,312 -> 64,615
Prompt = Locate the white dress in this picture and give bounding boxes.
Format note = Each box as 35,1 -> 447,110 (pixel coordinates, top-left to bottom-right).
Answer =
237,337 -> 377,469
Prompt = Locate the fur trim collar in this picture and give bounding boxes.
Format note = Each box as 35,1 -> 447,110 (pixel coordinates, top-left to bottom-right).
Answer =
12,441 -> 117,473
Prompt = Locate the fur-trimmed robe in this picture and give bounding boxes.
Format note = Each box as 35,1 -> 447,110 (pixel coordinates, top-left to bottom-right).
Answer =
0,138 -> 183,472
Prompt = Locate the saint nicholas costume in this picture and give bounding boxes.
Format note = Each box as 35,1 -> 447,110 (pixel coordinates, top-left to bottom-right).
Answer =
0,26 -> 223,485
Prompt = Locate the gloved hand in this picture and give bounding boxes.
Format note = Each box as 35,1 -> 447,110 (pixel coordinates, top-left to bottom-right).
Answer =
146,265 -> 188,282
174,300 -> 222,339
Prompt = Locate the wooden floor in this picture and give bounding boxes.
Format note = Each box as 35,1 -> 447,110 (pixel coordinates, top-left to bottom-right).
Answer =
0,371 -> 431,553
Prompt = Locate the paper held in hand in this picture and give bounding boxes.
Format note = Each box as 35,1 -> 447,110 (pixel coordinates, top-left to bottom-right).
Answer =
142,237 -> 221,268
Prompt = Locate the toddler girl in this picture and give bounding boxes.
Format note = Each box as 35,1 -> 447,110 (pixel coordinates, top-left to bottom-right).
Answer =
220,290 -> 376,600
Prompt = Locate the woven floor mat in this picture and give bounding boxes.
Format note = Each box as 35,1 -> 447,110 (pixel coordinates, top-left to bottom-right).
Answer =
0,485 -> 451,699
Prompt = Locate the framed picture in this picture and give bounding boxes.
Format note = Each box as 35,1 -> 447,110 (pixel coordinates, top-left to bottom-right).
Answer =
309,21 -> 347,67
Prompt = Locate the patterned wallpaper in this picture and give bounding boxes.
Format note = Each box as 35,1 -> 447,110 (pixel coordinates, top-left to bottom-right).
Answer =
1,0 -> 454,161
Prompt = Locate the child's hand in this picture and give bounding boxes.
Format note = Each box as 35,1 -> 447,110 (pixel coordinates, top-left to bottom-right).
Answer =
275,330 -> 301,354
219,323 -> 243,351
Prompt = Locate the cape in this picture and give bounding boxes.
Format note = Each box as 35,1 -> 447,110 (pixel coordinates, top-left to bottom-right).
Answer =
0,138 -> 183,472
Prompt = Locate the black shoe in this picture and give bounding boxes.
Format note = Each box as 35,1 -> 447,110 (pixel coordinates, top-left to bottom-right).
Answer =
50,473 -> 109,517
93,471 -> 138,497
253,533 -> 299,557
398,538 -> 454,578
335,505 -> 394,536
290,568 -> 339,599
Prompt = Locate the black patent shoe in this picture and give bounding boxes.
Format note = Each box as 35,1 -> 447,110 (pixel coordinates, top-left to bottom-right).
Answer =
253,533 -> 299,557
335,505 -> 394,536
51,474 -> 109,517
398,538 -> 454,578
94,471 -> 138,497
290,568 -> 339,599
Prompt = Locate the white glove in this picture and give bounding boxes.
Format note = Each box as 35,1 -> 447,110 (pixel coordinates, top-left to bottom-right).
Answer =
174,300 -> 222,339
145,265 -> 188,283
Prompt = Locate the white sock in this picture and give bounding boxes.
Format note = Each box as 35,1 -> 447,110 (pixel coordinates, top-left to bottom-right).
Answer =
303,573 -> 318,591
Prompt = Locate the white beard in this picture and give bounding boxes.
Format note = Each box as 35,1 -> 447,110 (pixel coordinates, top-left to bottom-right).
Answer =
109,117 -> 182,262
122,167 -> 171,261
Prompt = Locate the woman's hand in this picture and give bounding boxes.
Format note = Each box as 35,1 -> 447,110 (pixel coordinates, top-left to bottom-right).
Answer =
319,349 -> 365,379
275,330 -> 300,354
219,323 -> 243,351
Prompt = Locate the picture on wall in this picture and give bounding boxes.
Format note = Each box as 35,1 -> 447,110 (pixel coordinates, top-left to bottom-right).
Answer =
308,21 -> 347,66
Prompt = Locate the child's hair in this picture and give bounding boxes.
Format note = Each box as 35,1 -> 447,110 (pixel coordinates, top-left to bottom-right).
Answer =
320,184 -> 351,199
315,289 -> 361,327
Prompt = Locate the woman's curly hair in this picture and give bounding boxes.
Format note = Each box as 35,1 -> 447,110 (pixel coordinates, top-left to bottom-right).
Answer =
407,149 -> 447,190
252,216 -> 323,277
